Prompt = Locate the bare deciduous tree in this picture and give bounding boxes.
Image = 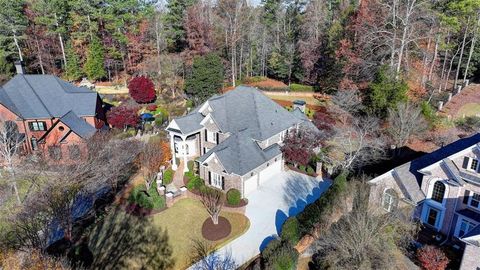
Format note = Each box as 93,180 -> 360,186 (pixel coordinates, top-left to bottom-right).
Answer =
311,183 -> 418,270
200,188 -> 224,225
0,121 -> 24,205
326,117 -> 387,171
387,102 -> 427,148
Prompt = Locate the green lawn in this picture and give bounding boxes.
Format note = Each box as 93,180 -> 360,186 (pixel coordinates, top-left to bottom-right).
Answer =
456,103 -> 480,118
0,175 -> 37,232
152,198 -> 250,269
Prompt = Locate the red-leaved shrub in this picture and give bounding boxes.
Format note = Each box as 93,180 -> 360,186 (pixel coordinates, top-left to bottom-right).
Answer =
417,245 -> 449,270
128,76 -> 156,103
107,106 -> 139,129
146,104 -> 157,111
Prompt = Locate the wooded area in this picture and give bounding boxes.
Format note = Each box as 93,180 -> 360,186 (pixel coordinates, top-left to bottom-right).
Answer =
1,0 -> 480,98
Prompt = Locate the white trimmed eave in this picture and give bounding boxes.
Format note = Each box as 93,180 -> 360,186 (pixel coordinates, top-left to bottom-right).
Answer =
201,152 -> 229,174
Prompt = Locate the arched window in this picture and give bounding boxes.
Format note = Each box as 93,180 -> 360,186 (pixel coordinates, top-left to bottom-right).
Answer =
382,189 -> 398,212
431,181 -> 446,203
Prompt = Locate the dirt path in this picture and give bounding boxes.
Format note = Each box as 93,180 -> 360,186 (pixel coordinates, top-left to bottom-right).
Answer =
441,84 -> 480,118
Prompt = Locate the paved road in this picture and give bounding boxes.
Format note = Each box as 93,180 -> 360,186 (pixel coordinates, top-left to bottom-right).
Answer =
190,170 -> 331,269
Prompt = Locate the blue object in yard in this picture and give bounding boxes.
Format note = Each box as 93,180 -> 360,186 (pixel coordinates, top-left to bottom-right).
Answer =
141,113 -> 155,122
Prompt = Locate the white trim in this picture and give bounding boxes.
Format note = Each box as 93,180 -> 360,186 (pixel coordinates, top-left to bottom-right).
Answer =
426,178 -> 449,206
198,101 -> 212,115
211,172 -> 223,189
166,119 -> 180,131
202,152 -> 228,173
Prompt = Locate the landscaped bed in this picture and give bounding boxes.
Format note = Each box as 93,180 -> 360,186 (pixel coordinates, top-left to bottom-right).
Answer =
152,198 -> 250,269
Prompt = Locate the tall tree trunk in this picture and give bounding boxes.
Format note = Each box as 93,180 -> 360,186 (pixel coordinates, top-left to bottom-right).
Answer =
390,0 -> 397,69
12,31 -> 23,62
35,37 -> 45,74
444,46 -> 461,91
439,33 -> 450,91
55,13 -> 67,69
463,15 -> 480,83
428,35 -> 439,81
454,17 -> 470,89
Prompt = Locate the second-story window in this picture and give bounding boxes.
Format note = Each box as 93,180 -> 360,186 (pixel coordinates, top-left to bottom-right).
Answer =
471,193 -> 480,208
431,181 -> 446,204
471,159 -> 479,171
206,130 -> 216,143
28,121 -> 47,131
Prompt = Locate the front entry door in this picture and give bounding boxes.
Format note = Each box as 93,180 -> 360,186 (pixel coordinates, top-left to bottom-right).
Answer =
426,207 -> 439,228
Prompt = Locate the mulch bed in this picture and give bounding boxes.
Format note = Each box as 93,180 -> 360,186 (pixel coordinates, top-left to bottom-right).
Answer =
201,217 -> 232,241
225,199 -> 248,208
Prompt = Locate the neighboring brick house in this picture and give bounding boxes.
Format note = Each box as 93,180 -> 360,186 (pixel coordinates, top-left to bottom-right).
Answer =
0,64 -> 106,161
369,134 -> 480,270
166,86 -> 316,198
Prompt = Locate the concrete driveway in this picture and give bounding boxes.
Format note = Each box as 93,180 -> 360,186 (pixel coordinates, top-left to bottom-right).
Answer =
191,170 -> 331,268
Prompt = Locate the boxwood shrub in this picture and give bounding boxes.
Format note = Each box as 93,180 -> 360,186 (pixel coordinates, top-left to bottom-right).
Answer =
163,169 -> 174,185
226,188 -> 241,206
280,217 -> 300,245
186,175 -> 204,191
262,238 -> 299,270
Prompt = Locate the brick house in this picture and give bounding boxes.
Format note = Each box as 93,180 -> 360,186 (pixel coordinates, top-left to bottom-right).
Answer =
0,63 -> 106,161
369,134 -> 480,269
166,86 -> 316,198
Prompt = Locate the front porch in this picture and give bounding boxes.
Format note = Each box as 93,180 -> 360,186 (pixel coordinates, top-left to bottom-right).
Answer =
168,131 -> 201,173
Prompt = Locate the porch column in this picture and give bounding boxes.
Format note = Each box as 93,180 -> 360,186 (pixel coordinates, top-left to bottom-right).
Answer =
182,135 -> 189,173
170,133 -> 178,170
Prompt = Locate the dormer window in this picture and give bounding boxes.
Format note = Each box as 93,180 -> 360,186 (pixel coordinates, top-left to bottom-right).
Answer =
206,130 -> 216,143
470,158 -> 479,171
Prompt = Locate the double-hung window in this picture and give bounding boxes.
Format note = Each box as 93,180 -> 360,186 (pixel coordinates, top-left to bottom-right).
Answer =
29,121 -> 47,131
211,172 -> 223,189
471,159 -> 479,171
206,130 -> 216,143
457,219 -> 477,237
470,192 -> 480,208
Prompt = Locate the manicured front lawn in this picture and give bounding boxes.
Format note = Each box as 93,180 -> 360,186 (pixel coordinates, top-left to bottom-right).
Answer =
152,198 -> 249,269
456,103 -> 480,118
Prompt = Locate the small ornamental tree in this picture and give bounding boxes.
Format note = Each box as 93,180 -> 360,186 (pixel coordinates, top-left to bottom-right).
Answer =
417,245 -> 449,270
107,106 -> 138,129
128,76 -> 156,103
281,127 -> 321,167
313,106 -> 336,136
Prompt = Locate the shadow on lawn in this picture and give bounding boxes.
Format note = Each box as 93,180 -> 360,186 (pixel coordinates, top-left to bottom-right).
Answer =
78,207 -> 174,270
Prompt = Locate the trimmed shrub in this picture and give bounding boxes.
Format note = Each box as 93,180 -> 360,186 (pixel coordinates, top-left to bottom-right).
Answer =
187,160 -> 194,171
281,217 -> 300,245
186,175 -> 204,190
297,171 -> 348,236
307,166 -> 315,175
289,83 -> 313,92
163,169 -> 174,185
226,189 -> 241,206
299,165 -> 306,172
262,239 -> 299,270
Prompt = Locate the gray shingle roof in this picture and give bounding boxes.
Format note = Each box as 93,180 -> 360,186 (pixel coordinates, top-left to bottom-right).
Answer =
191,86 -> 307,175
0,75 -> 99,119
59,111 -> 96,139
168,112 -> 204,134
198,130 -> 282,176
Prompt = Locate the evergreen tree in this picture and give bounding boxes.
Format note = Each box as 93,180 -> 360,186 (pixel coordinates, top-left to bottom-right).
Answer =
163,0 -> 197,52
185,53 -> 224,104
65,41 -> 83,81
84,37 -> 106,81
0,0 -> 27,61
366,66 -> 408,118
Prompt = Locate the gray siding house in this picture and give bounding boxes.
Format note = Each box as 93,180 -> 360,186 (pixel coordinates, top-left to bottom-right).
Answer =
166,86 -> 314,198
369,133 -> 480,270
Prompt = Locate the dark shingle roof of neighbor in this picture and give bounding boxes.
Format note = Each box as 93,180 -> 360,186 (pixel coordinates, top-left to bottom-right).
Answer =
59,111 -> 96,139
391,133 -> 480,203
192,86 -> 314,176
0,75 -> 98,119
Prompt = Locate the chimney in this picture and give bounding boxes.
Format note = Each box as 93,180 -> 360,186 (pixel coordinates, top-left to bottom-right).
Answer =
14,61 -> 25,74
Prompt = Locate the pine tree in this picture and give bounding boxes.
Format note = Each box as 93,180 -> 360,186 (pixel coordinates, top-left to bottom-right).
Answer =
163,0 -> 197,52
185,53 -> 224,104
84,37 -> 106,81
65,41 -> 83,81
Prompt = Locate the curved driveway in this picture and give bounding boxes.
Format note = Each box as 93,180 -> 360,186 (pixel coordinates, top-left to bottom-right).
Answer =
191,170 -> 331,268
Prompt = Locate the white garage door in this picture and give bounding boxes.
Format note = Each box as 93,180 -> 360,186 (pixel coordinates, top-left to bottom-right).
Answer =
243,174 -> 258,197
259,158 -> 283,185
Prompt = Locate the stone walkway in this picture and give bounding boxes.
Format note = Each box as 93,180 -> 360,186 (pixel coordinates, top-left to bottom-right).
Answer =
172,161 -> 185,188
